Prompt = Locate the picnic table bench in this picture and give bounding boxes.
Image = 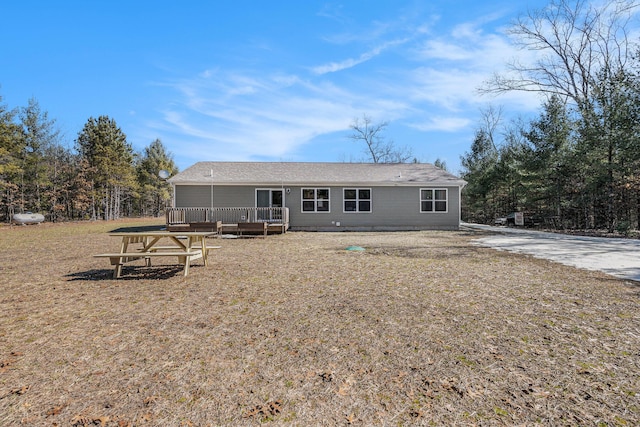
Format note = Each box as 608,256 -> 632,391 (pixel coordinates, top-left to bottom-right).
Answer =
95,250 -> 203,276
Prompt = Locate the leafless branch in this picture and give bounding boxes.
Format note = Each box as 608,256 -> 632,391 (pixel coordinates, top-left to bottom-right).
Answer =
479,0 -> 639,109
348,114 -> 413,163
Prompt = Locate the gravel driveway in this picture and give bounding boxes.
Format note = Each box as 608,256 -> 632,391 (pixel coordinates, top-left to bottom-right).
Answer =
466,223 -> 640,282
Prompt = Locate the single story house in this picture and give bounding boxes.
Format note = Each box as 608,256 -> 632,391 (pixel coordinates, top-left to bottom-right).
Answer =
167,162 -> 467,231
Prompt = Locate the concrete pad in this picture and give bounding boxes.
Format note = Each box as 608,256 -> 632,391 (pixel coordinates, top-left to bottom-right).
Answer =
464,223 -> 640,282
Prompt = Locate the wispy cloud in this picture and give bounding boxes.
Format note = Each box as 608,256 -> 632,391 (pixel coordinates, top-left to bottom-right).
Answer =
409,116 -> 472,132
405,14 -> 543,112
146,6 -> 544,168
310,52 -> 376,75
152,72 -> 363,162
310,38 -> 409,75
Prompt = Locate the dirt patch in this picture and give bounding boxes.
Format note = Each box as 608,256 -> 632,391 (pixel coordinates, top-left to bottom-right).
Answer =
0,220 -> 638,425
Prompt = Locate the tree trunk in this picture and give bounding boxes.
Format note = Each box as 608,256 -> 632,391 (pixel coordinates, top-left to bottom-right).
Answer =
607,143 -> 615,233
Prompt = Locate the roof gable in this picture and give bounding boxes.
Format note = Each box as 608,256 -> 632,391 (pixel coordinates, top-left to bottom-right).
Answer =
169,162 -> 466,187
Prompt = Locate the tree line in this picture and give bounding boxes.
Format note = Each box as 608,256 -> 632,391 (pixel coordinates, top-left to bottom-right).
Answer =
0,97 -> 178,223
461,0 -> 640,233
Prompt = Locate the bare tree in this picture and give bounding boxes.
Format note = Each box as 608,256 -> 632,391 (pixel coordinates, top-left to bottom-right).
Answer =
479,0 -> 640,232
479,105 -> 503,151
480,0 -> 639,108
348,114 -> 413,163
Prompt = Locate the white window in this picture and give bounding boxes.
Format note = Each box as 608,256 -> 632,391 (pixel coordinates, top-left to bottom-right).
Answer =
302,188 -> 330,212
421,189 -> 448,212
344,188 -> 371,213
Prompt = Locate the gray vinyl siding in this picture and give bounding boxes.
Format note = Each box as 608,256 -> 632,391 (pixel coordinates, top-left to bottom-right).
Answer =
288,186 -> 460,230
174,185 -> 256,207
174,184 -> 461,230
174,185 -> 210,207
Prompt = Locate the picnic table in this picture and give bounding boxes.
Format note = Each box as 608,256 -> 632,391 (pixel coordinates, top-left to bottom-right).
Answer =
94,231 -> 218,278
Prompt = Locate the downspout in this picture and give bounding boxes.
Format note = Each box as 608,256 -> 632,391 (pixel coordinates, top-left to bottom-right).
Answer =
459,181 -> 467,228
210,169 -> 214,221
281,179 -> 286,233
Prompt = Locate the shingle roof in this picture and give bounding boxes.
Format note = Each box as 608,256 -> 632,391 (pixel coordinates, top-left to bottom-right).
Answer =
169,162 -> 466,187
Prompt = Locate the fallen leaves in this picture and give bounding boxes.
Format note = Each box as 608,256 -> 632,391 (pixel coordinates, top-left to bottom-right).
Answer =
243,400 -> 282,419
319,371 -> 335,383
522,386 -> 551,398
421,377 -> 465,398
409,408 -> 424,418
0,351 -> 22,373
143,395 -> 158,406
1,384 -> 30,399
337,384 -> 351,396
46,404 -> 67,417
70,415 -> 110,426
12,384 -> 30,395
337,374 -> 357,396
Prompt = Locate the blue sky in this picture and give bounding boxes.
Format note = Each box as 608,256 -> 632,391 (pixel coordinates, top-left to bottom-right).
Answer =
1,0 -> 549,174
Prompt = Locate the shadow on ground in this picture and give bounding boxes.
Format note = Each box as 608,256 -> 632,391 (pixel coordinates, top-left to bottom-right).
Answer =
67,265 -> 187,281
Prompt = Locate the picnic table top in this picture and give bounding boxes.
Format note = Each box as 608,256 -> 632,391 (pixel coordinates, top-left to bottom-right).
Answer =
109,230 -> 217,237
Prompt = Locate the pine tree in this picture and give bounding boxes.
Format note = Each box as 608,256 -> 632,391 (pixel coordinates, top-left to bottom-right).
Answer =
0,95 -> 23,221
521,95 -> 574,226
460,129 -> 499,223
136,139 -> 178,217
18,98 -> 61,216
76,116 -> 135,220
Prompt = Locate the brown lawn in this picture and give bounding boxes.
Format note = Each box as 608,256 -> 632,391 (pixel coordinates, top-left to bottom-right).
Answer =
0,218 -> 638,426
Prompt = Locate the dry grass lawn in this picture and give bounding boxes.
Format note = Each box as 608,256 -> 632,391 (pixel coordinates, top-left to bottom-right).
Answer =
0,218 -> 639,426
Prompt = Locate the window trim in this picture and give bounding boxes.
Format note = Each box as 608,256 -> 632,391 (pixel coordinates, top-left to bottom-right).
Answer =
343,188 -> 372,213
420,188 -> 448,213
301,188 -> 330,213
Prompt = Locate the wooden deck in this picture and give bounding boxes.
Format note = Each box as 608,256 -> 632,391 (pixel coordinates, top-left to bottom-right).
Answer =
166,207 -> 289,236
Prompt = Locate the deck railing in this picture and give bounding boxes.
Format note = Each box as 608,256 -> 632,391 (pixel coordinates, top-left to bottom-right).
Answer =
166,207 -> 289,226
